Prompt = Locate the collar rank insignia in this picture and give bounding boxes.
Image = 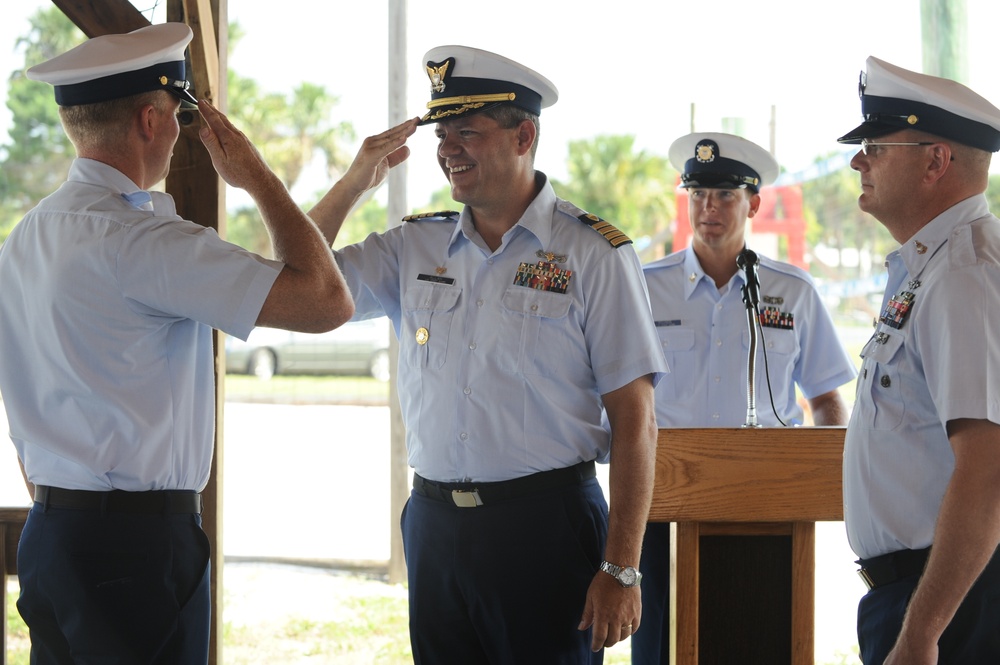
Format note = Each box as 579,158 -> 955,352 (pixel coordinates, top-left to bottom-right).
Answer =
536,249 -> 567,263
759,306 -> 794,330
513,260 -> 573,294
578,213 -> 632,248
426,58 -> 453,94
880,290 -> 915,330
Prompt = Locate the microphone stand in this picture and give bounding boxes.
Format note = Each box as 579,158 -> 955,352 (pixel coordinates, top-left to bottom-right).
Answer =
741,286 -> 761,427
738,250 -> 762,428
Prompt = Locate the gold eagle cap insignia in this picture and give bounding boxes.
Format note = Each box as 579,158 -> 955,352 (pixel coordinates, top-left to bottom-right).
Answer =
426,59 -> 451,94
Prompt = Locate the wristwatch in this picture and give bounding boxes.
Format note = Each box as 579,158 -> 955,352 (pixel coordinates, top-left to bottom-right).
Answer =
600,560 -> 642,587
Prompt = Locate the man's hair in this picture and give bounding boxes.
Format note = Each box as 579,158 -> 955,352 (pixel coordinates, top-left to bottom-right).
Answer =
59,90 -> 171,153
482,104 -> 540,160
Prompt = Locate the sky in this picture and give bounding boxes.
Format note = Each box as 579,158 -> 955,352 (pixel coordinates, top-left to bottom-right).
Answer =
3,0 -> 1000,210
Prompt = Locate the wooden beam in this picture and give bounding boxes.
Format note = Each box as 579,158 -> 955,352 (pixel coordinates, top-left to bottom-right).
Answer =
181,0 -> 220,104
50,0 -> 148,37
165,2 -> 226,662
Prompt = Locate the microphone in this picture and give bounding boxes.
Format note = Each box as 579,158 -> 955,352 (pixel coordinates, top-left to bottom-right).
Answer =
736,248 -> 761,308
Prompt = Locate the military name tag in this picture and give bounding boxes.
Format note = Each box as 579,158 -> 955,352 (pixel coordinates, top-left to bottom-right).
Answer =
417,273 -> 455,285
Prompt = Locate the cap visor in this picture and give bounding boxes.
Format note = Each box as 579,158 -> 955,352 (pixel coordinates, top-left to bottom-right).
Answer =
169,87 -> 199,109
837,121 -> 898,144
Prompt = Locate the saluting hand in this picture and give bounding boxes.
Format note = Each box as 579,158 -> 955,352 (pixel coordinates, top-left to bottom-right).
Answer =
197,99 -> 276,194
338,117 -> 419,198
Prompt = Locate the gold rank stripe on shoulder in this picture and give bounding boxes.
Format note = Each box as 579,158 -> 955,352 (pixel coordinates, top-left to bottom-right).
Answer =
402,210 -> 460,222
578,213 -> 632,248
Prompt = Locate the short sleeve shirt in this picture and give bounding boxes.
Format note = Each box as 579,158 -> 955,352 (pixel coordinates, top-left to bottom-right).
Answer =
335,174 -> 668,481
643,248 -> 857,427
844,195 -> 1000,559
0,159 -> 281,491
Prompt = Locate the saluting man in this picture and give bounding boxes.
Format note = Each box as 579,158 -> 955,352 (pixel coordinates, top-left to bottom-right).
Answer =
0,21 -> 386,663
308,45 -> 668,662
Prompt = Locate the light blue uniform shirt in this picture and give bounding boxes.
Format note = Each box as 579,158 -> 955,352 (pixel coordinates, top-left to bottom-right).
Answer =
336,174 -> 667,482
844,195 -> 1000,560
643,248 -> 856,427
0,159 -> 281,491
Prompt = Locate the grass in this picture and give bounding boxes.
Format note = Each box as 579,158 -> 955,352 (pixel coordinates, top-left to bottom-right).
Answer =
6,577 -> 859,664
223,590 -> 412,664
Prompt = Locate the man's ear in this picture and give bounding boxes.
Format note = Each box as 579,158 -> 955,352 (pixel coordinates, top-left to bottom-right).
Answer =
136,104 -> 158,142
924,143 -> 953,184
515,118 -> 536,156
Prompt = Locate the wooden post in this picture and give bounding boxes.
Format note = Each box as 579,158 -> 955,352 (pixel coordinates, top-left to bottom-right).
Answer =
165,1 -> 226,662
386,0 -> 409,586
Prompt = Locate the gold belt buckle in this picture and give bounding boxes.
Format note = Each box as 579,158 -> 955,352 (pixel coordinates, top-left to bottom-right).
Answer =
451,489 -> 483,508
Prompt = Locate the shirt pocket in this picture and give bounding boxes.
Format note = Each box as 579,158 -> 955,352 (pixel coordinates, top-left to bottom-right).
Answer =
401,283 -> 461,369
498,287 -> 573,376
857,332 -> 906,431
743,326 -> 798,357
657,327 -> 696,400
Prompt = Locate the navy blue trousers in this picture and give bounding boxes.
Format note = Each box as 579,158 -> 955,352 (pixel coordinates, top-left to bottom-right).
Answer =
401,477 -> 608,664
16,503 -> 211,664
631,521 -> 670,665
858,549 -> 1000,664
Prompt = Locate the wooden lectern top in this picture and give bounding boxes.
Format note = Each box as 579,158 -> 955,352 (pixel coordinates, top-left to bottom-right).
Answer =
649,427 -> 845,523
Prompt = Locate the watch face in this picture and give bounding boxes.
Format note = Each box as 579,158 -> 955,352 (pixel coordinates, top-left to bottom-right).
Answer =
621,567 -> 638,585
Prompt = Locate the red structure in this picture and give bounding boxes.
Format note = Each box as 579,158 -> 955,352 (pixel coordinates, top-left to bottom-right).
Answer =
672,185 -> 808,270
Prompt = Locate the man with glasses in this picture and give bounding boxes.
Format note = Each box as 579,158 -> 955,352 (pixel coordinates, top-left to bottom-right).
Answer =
839,56 -> 1000,664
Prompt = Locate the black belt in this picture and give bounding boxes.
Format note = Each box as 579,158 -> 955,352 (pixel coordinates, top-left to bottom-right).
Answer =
34,486 -> 203,515
413,460 -> 596,508
857,547 -> 930,590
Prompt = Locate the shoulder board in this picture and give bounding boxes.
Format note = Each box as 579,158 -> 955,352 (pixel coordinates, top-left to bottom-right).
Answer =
577,212 -> 632,248
402,210 -> 460,223
757,255 -> 813,283
643,251 -> 685,271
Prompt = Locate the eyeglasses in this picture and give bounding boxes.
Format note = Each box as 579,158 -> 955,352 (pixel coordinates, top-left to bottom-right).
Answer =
860,139 -> 935,156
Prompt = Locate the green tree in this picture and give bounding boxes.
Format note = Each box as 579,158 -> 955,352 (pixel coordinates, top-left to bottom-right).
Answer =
420,185 -> 460,214
0,8 -> 83,240
220,24 -> 356,257
0,16 -> 355,253
801,156 -> 895,282
986,173 -> 1000,214
551,135 -> 676,258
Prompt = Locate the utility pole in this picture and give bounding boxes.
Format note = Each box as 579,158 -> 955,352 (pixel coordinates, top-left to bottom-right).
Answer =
387,0 -> 408,585
921,0 -> 967,81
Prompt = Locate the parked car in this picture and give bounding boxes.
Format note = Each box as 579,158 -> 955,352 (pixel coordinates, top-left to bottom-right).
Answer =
225,317 -> 391,381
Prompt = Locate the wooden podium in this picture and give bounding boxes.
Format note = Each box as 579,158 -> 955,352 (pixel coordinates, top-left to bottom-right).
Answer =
648,427 -> 845,665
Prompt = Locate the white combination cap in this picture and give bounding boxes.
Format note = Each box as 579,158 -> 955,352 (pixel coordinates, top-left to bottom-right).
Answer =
668,132 -> 779,193
27,22 -> 197,108
837,56 -> 1000,152
419,45 -> 558,125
